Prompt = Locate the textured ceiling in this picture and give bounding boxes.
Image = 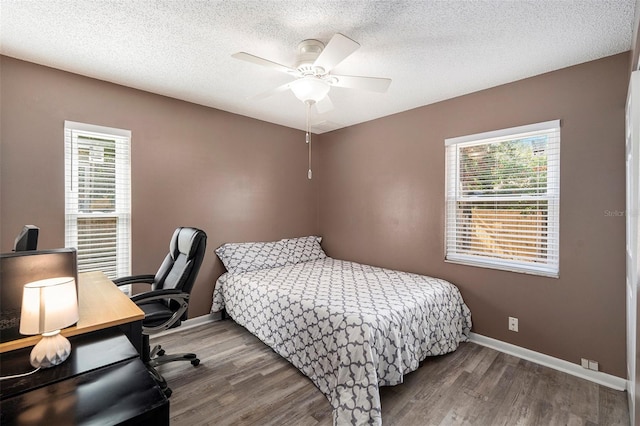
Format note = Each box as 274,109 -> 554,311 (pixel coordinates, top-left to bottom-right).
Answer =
0,0 -> 636,133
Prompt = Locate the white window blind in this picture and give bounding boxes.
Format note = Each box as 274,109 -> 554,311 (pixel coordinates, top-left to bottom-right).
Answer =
64,121 -> 131,280
445,120 -> 560,277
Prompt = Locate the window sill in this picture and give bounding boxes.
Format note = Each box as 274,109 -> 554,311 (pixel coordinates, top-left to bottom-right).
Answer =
444,256 -> 559,278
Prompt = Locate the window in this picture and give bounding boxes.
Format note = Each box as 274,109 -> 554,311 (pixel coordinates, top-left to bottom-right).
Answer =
65,121 -> 131,281
445,120 -> 560,277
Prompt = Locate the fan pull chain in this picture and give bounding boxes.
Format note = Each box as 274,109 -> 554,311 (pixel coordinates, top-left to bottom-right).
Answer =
306,100 -> 312,179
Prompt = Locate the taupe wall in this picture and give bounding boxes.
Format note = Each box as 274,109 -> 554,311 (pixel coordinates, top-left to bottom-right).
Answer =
0,52 -> 629,378
0,56 -> 319,318
318,52 -> 629,377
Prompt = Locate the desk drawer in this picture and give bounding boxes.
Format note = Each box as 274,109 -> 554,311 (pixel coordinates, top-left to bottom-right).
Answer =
0,357 -> 169,425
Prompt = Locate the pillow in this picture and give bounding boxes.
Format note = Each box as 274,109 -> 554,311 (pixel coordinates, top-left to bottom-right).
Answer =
215,236 -> 326,274
283,235 -> 326,264
215,240 -> 289,274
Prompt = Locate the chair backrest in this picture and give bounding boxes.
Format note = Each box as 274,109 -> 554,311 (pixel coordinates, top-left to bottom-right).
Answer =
152,228 -> 207,301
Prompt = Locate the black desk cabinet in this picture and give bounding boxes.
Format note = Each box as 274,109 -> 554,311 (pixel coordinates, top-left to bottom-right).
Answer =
0,329 -> 169,425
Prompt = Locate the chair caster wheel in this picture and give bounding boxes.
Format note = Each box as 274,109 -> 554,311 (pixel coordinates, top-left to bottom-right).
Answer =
164,387 -> 173,398
191,359 -> 200,366
157,349 -> 165,356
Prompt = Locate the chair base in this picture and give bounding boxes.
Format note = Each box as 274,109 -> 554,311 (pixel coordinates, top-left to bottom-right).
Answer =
148,344 -> 200,368
146,363 -> 173,398
142,337 -> 200,398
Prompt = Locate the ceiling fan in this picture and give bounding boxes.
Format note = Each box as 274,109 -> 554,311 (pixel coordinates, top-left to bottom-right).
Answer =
232,33 -> 391,179
232,33 -> 391,112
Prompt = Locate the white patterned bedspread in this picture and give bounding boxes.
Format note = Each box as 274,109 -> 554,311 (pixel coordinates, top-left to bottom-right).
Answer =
211,257 -> 471,425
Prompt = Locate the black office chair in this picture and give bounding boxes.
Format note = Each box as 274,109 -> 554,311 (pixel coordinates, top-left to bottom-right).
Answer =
114,227 -> 207,397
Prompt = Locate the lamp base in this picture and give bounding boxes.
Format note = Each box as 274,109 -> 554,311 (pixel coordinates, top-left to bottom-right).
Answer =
30,330 -> 71,368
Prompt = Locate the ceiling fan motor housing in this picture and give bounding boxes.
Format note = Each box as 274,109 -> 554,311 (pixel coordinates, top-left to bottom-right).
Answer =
296,39 -> 325,76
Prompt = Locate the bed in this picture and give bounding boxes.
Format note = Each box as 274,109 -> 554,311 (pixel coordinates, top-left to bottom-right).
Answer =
211,236 -> 471,425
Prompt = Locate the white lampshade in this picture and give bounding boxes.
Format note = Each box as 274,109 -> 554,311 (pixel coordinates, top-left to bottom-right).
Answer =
20,276 -> 79,368
20,276 -> 79,335
290,77 -> 330,103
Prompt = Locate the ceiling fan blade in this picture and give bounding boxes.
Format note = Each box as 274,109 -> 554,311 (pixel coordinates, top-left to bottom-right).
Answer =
315,95 -> 334,114
330,74 -> 391,93
313,33 -> 360,73
232,52 -> 298,75
251,81 -> 293,100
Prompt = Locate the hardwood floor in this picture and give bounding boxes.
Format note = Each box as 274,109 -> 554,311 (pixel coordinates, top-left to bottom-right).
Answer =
152,320 -> 629,425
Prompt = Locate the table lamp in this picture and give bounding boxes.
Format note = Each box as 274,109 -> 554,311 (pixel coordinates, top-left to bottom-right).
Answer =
19,276 -> 79,368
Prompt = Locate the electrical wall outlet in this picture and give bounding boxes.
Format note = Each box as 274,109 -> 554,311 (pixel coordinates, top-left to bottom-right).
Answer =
508,316 -> 518,332
581,358 -> 599,371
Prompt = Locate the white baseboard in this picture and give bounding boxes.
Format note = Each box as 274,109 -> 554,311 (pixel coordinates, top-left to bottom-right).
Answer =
151,313 -> 220,338
469,333 -> 627,392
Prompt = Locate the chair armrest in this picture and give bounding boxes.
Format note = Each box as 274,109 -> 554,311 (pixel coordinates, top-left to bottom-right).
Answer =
130,289 -> 189,304
113,274 -> 155,287
132,289 -> 191,334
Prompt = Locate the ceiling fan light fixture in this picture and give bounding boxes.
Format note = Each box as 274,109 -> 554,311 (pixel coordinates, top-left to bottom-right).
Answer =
290,77 -> 330,104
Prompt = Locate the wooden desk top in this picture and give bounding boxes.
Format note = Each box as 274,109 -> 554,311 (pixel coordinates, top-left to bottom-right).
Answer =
0,271 -> 144,353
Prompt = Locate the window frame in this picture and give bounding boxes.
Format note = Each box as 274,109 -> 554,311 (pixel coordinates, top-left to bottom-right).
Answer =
64,121 -> 131,281
444,120 -> 560,277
